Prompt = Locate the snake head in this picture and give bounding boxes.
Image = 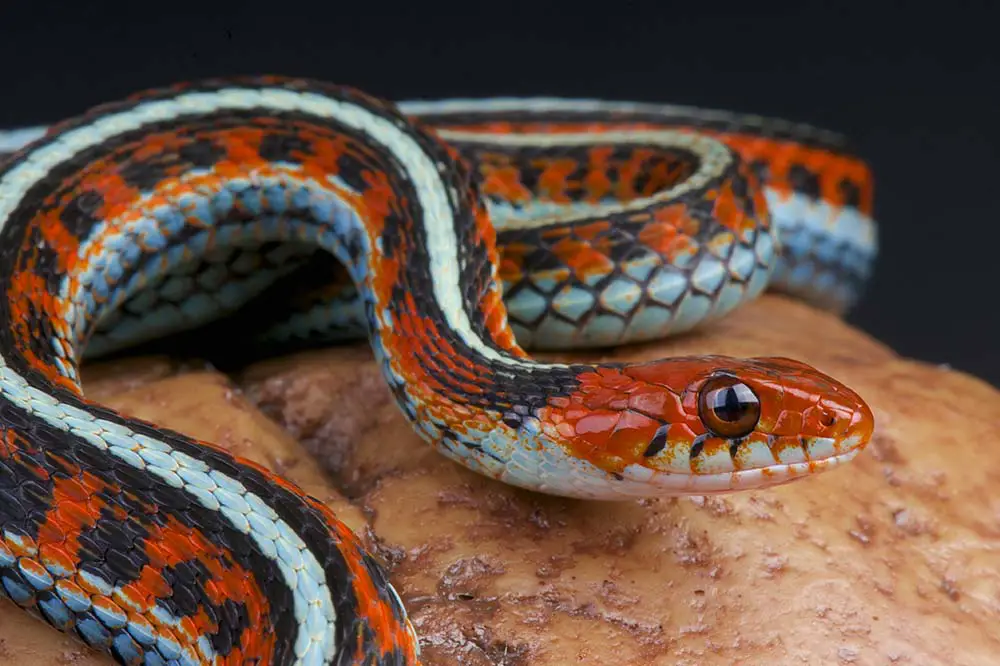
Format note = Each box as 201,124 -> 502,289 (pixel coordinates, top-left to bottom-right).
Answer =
540,355 -> 874,496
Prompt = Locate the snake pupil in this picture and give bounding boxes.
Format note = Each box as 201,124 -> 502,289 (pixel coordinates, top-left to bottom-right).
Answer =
698,376 -> 761,438
712,385 -> 751,422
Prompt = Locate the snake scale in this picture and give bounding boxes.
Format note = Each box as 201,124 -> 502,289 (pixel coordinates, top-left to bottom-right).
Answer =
0,77 -> 877,665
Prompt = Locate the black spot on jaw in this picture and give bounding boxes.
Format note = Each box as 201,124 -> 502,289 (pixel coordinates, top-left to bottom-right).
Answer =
642,424 -> 669,458
728,437 -> 746,460
690,434 -> 708,460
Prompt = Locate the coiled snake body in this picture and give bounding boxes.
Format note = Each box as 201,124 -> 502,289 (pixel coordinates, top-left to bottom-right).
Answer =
0,77 -> 876,665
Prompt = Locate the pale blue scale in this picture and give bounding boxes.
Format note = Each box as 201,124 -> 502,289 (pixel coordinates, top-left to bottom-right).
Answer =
2,573 -> 35,605
671,292 -> 713,332
108,445 -> 145,470
688,256 -> 727,295
247,511 -> 281,542
153,633 -> 182,661
581,268 -> 612,287
577,315 -> 627,347
598,277 -> 642,317
0,543 -> 13,568
17,560 -> 54,590
707,232 -> 735,259
646,269 -> 688,308
507,288 -> 547,323
209,467 -> 247,493
515,316 -> 574,348
715,282 -> 750,317
176,466 -> 215,489
219,507 -> 251,533
727,243 -> 757,281
113,632 -> 145,664
244,490 -> 280,522
93,604 -> 128,629
55,582 -> 91,612
153,203 -> 188,234
746,255 -> 772,297
527,274 -> 561,294
141,650 -> 167,666
0,126 -> 44,152
185,486 -> 221,512
77,616 -> 113,648
194,637 -> 214,665
622,256 -> 658,282
42,559 -> 77,581
275,531 -> 305,572
550,286 -> 596,322
627,304 -> 674,337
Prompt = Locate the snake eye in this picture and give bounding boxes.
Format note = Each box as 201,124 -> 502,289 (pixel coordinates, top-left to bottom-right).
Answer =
698,375 -> 761,438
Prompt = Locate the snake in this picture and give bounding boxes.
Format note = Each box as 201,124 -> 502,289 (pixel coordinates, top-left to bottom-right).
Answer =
0,77 -> 877,665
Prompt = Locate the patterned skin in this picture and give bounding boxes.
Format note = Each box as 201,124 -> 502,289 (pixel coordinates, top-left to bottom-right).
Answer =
0,77 -> 876,665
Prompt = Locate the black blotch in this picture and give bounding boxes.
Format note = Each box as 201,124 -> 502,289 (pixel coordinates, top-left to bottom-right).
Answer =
111,461 -> 156,492
178,138 -> 229,170
0,487 -> 27,521
17,479 -> 49,507
838,178 -> 862,208
257,132 -> 312,164
642,424 -> 669,458
729,438 -> 745,460
788,164 -> 821,199
748,159 -> 770,184
146,484 -> 192,513
116,157 -> 172,192
60,190 -> 105,238
161,560 -> 203,617
690,434 -> 707,460
0,460 -> 19,487
103,547 -> 146,582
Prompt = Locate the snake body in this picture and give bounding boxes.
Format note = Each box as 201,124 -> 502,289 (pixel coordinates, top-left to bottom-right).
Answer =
0,77 -> 876,665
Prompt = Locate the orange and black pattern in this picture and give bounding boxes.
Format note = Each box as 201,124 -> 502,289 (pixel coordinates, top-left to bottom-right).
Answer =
0,78 -> 877,665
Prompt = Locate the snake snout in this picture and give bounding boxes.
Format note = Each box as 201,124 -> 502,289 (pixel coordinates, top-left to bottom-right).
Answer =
745,355 -> 875,458
838,392 -> 875,454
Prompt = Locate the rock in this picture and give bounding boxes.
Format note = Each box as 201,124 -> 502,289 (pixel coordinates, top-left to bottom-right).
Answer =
7,295 -> 999,665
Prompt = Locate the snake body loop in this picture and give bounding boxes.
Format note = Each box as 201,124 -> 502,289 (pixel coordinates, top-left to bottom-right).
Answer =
0,77 -> 876,665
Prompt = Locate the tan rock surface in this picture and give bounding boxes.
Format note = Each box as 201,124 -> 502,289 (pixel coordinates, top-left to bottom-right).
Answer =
2,295 -> 998,665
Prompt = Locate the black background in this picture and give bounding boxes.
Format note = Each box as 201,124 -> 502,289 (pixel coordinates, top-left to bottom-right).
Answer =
1,2 -> 998,385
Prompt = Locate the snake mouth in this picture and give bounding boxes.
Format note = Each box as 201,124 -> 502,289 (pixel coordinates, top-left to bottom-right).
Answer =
600,407 -> 874,499
600,444 -> 867,499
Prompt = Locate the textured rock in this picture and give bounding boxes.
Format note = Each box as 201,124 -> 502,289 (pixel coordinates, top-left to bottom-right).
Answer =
6,295 -> 999,665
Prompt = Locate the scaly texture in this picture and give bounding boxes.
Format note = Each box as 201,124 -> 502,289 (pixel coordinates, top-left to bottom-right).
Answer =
0,77 -> 876,665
